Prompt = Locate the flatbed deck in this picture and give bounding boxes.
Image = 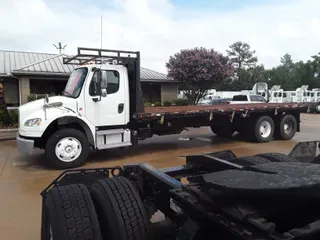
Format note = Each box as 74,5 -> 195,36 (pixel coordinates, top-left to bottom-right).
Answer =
138,103 -> 308,118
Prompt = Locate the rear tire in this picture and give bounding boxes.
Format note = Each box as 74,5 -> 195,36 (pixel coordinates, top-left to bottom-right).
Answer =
45,128 -> 89,169
90,177 -> 153,240
255,153 -> 297,162
211,126 -> 235,138
275,115 -> 297,140
251,116 -> 274,143
45,184 -> 102,240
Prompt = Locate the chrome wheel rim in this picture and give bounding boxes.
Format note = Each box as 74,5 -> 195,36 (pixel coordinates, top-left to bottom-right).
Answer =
284,121 -> 293,135
55,137 -> 82,162
260,121 -> 272,138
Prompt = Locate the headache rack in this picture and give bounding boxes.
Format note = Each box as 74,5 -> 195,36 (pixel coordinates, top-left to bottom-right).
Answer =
63,47 -> 144,114
62,47 -> 140,66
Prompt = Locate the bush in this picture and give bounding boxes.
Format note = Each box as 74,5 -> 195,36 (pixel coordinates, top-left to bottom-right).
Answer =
0,109 -> 18,127
174,99 -> 189,106
163,101 -> 172,106
8,109 -> 18,124
144,102 -> 152,108
27,94 -> 47,102
154,101 -> 162,107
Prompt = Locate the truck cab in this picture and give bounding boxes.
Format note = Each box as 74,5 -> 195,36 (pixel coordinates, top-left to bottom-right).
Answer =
17,48 -> 143,169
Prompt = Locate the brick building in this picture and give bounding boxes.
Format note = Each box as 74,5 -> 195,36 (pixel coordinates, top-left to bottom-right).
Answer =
0,50 -> 177,108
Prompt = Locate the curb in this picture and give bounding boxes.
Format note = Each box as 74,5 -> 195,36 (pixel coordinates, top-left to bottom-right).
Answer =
0,129 -> 18,142
0,128 -> 18,133
0,137 -> 15,142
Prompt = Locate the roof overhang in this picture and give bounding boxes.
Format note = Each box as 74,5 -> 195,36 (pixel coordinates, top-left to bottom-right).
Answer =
11,71 -> 71,77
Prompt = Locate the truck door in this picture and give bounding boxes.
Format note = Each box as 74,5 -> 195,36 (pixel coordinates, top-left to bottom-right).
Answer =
84,68 -> 128,128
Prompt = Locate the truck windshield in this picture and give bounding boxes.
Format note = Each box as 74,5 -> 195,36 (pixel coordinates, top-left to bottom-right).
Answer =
63,67 -> 88,98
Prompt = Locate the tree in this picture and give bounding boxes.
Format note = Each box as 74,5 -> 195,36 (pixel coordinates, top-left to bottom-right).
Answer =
166,47 -> 234,104
226,41 -> 260,90
227,41 -> 258,70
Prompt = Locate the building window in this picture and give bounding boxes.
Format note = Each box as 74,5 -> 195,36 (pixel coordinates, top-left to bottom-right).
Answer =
30,79 -> 68,95
0,78 -> 19,107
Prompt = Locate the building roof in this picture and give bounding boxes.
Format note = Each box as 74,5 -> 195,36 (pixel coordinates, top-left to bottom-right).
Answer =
0,50 -> 170,82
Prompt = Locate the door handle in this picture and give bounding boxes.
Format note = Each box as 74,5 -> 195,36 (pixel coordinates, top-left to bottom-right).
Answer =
118,103 -> 124,113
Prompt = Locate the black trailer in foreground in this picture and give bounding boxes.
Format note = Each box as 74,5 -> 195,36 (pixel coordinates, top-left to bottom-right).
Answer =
41,141 -> 320,240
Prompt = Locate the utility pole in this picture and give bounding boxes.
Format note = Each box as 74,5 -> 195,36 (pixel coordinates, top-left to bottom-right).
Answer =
101,16 -> 103,49
53,42 -> 67,54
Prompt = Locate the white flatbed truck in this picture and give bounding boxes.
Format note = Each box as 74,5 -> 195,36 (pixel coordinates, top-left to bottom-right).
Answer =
16,47 -> 308,169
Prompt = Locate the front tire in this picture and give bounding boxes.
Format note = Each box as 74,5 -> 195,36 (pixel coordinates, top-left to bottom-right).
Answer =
45,128 -> 89,169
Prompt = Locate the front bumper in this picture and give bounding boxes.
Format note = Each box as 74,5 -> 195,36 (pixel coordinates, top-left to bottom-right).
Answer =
16,133 -> 34,155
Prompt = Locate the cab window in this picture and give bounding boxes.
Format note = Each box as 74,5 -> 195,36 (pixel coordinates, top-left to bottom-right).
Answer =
89,70 -> 120,96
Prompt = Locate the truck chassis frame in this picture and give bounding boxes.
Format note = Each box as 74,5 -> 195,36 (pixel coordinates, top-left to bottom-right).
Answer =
41,141 -> 320,240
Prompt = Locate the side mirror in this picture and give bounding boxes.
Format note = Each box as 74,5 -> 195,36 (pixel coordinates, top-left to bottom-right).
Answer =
100,71 -> 108,97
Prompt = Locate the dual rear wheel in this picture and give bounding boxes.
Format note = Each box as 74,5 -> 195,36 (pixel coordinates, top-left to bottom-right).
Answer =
210,114 -> 297,143
44,177 -> 152,240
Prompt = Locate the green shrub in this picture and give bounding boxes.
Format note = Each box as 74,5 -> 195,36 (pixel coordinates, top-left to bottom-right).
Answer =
163,101 -> 172,106
0,109 -> 18,126
154,101 -> 162,107
144,102 -> 152,107
174,99 -> 189,106
8,109 -> 18,124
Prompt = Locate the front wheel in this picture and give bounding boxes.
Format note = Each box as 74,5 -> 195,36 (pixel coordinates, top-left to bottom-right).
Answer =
45,128 -> 89,169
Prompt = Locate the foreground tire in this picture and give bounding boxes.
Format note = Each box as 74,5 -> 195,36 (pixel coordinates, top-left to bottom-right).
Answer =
45,128 -> 89,169
45,184 -> 102,240
255,153 -> 297,162
230,156 -> 270,167
90,177 -> 152,240
251,116 -> 274,142
211,126 -> 235,138
312,155 -> 320,164
275,115 -> 297,140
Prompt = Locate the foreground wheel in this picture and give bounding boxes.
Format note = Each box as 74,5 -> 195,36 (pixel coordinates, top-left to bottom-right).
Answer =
211,126 -> 235,138
251,116 -> 274,142
90,177 -> 152,240
45,129 -> 89,169
312,155 -> 320,164
45,184 -> 102,240
255,153 -> 297,162
275,115 -> 297,140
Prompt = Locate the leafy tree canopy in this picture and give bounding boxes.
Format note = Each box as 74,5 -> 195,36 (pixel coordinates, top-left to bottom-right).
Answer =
166,47 -> 234,104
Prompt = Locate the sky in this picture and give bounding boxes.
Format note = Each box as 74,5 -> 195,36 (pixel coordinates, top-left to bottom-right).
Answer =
0,0 -> 320,73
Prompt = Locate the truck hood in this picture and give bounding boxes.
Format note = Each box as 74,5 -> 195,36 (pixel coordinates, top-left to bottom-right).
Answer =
18,96 -> 78,126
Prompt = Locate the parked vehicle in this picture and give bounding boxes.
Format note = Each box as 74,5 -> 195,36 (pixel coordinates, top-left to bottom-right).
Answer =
41,141 -> 320,240
16,47 -> 308,169
229,94 -> 267,104
210,98 -> 232,105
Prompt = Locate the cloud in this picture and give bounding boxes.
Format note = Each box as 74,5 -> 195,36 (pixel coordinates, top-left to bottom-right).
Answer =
0,0 -> 320,73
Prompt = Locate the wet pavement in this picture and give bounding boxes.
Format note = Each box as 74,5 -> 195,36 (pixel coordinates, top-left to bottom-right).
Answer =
0,113 -> 319,240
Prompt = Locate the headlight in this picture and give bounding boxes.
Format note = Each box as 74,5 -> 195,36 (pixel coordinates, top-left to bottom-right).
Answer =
24,118 -> 42,127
